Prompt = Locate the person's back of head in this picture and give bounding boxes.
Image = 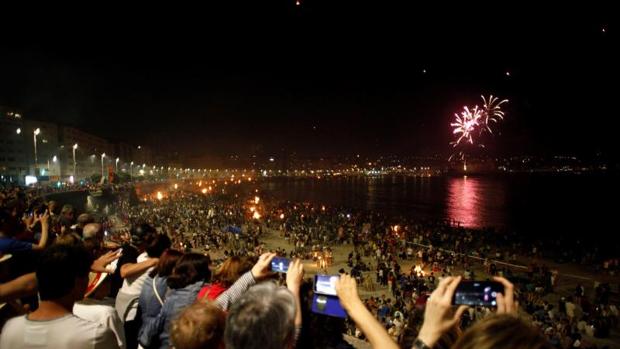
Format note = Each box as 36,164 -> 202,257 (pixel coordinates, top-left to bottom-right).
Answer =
167,253 -> 211,289
37,243 -> 93,302
131,222 -> 157,250
452,314 -> 553,349
60,204 -> 75,219
145,233 -> 171,258
82,223 -> 103,241
47,200 -> 57,212
77,213 -> 95,227
150,249 -> 183,278
55,232 -> 83,246
225,282 -> 296,349
212,256 -> 253,288
82,223 -> 105,257
171,302 -> 225,349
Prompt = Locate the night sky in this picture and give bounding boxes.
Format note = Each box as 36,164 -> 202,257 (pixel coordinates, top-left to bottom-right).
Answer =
0,2 -> 616,160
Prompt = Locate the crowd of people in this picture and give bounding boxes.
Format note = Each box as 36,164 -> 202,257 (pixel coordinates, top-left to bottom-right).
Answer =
269,201 -> 620,348
1,180 -> 618,348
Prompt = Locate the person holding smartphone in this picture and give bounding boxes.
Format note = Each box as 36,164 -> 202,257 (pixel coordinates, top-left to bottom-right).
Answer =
413,276 -> 537,349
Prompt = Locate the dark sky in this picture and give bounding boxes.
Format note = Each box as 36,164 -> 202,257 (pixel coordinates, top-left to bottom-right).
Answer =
0,2 -> 617,159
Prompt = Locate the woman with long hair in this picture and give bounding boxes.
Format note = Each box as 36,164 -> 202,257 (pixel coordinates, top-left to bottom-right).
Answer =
138,253 -> 211,349
138,249 -> 183,349
196,256 -> 253,302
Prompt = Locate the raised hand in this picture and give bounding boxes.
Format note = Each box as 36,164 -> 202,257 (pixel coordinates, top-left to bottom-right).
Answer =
250,252 -> 276,280
286,259 -> 304,293
39,210 -> 50,227
418,276 -> 467,348
494,276 -> 518,314
335,274 -> 362,311
91,250 -> 122,273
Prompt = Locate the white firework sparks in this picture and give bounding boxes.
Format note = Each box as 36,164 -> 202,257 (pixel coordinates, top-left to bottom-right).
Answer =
481,95 -> 508,134
451,105 -> 483,147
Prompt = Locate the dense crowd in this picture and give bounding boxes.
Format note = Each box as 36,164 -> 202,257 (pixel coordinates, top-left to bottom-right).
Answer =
266,202 -> 619,348
1,181 -> 618,349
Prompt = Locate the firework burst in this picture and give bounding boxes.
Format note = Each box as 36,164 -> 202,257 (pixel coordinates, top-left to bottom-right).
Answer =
481,95 -> 508,134
449,94 -> 508,168
450,105 -> 482,147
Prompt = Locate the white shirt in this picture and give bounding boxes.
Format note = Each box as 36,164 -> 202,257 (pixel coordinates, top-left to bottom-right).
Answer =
74,298 -> 126,349
115,252 -> 154,321
0,314 -> 119,349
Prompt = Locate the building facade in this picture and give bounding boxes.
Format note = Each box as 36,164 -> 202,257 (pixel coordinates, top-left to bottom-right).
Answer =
58,126 -> 117,179
2,106 -> 165,184
0,107 -> 28,182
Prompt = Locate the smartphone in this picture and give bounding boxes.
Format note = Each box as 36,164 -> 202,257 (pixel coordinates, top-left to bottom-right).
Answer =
314,274 -> 339,297
311,294 -> 347,318
271,257 -> 290,273
452,281 -> 504,307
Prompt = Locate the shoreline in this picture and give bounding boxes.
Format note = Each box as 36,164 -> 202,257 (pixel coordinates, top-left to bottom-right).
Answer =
254,226 -> 620,347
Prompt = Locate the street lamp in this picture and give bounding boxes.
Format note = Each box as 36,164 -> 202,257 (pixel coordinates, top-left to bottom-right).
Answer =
16,128 -> 21,135
115,157 -> 120,173
130,161 -> 134,179
33,128 -> 41,175
72,143 -> 78,178
50,155 -> 58,177
101,153 -> 106,179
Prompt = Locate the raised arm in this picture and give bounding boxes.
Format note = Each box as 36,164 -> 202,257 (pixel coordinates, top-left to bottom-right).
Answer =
213,252 -> 275,310
336,275 -> 399,349
0,272 -> 38,303
286,259 -> 304,328
120,258 -> 158,279
32,210 -> 50,251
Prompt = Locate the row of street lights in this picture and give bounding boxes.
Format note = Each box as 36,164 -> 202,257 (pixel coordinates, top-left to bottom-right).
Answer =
26,127 -> 121,180
23,127 -> 209,181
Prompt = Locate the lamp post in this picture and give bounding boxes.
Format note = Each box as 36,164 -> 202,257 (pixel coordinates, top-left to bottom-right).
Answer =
52,155 -> 57,176
115,157 -> 120,173
101,153 -> 106,179
130,161 -> 134,180
72,143 -> 78,178
33,128 -> 41,175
